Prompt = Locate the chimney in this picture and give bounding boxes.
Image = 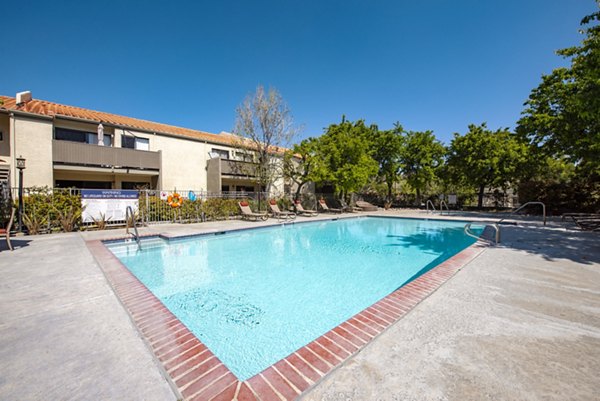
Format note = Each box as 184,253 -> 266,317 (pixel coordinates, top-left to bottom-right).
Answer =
16,91 -> 32,105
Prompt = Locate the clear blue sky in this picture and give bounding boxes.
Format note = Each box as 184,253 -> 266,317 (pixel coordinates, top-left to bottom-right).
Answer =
1,0 -> 597,144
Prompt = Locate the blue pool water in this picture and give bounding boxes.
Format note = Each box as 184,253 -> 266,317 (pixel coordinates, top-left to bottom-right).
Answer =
107,217 -> 483,380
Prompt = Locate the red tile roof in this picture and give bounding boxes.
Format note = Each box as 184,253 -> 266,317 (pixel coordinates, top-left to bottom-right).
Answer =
0,95 -> 236,146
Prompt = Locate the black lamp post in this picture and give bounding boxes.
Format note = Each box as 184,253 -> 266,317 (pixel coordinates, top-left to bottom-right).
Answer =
16,156 -> 26,232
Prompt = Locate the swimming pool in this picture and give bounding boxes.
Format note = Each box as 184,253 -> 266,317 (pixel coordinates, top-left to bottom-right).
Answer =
107,217 -> 483,381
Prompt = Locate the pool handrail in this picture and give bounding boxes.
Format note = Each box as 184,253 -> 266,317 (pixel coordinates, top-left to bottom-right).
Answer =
440,200 -> 449,215
426,200 -> 436,214
498,201 -> 546,226
465,222 -> 500,244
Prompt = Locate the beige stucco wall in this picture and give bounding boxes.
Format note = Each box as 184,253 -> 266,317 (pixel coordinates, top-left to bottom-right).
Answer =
12,115 -> 53,188
114,128 -> 211,191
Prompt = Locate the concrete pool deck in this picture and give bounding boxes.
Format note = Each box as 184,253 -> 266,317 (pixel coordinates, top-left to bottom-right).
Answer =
0,210 -> 598,400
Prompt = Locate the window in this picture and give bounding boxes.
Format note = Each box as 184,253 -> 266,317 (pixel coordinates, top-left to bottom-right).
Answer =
55,127 -> 111,146
211,148 -> 229,159
122,135 -> 149,150
234,151 -> 253,162
122,136 -> 135,149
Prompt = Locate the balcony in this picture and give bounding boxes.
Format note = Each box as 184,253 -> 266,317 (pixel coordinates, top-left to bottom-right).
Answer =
52,140 -> 161,170
220,159 -> 258,177
206,157 -> 258,192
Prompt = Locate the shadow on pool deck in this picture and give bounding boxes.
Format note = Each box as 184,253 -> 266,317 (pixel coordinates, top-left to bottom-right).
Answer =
0,237 -> 32,252
496,223 -> 600,264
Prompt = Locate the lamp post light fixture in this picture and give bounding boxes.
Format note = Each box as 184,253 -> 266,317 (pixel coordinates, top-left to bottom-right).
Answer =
16,156 -> 26,232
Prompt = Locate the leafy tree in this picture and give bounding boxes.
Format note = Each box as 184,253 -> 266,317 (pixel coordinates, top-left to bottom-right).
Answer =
314,118 -> 378,199
283,137 -> 320,200
398,130 -> 445,205
517,7 -> 600,177
446,124 -> 529,208
371,123 -> 404,204
233,85 -> 300,200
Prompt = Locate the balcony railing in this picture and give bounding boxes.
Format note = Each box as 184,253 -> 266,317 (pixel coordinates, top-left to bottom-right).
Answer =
52,140 -> 160,170
220,158 -> 257,177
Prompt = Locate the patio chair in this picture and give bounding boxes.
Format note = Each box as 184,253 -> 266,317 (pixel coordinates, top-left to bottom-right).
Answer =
238,201 -> 268,221
1,208 -> 15,251
561,212 -> 598,222
339,199 -> 361,212
294,200 -> 318,216
268,200 -> 296,220
355,201 -> 378,212
573,215 -> 600,231
318,199 -> 343,214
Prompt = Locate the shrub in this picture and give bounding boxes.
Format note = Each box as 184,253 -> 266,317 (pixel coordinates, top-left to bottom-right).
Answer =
518,178 -> 600,215
202,198 -> 240,221
21,187 -> 83,233
139,195 -> 175,222
23,212 -> 48,235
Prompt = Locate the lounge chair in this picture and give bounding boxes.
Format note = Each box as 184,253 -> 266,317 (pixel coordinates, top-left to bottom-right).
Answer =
268,199 -> 296,220
294,200 -> 318,216
0,208 -> 15,251
340,199 -> 361,212
573,214 -> 600,231
355,201 -> 378,212
238,201 -> 268,221
318,199 -> 342,214
561,213 -> 598,222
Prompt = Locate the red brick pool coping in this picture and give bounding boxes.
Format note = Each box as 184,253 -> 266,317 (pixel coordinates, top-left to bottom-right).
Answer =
86,227 -> 488,401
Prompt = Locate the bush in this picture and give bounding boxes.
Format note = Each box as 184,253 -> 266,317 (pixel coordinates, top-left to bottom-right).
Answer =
139,195 -> 176,222
518,178 -> 600,215
21,187 -> 83,233
202,198 -> 240,220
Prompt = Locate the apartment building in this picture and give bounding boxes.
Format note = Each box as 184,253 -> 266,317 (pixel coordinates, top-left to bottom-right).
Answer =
0,92 -> 286,193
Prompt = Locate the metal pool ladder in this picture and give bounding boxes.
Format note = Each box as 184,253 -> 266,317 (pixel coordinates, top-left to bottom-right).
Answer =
426,200 -> 436,214
426,200 -> 449,215
440,200 -> 449,215
126,206 -> 142,250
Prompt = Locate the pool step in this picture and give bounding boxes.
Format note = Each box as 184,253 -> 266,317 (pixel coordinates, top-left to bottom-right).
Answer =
107,237 -> 167,255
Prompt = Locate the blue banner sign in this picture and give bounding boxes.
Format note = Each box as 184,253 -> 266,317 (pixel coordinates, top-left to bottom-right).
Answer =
81,189 -> 139,199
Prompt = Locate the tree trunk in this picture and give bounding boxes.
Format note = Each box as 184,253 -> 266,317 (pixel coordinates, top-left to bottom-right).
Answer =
415,188 -> 421,206
294,182 -> 305,202
477,184 -> 485,209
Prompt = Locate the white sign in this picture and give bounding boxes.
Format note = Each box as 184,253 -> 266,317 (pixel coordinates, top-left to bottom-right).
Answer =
81,189 -> 139,223
448,194 -> 458,205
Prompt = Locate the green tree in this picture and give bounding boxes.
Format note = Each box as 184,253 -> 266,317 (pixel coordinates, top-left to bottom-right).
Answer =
399,130 -> 445,205
371,123 -> 404,204
314,118 -> 378,199
283,137 -> 320,200
517,7 -> 600,177
447,124 -> 529,208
